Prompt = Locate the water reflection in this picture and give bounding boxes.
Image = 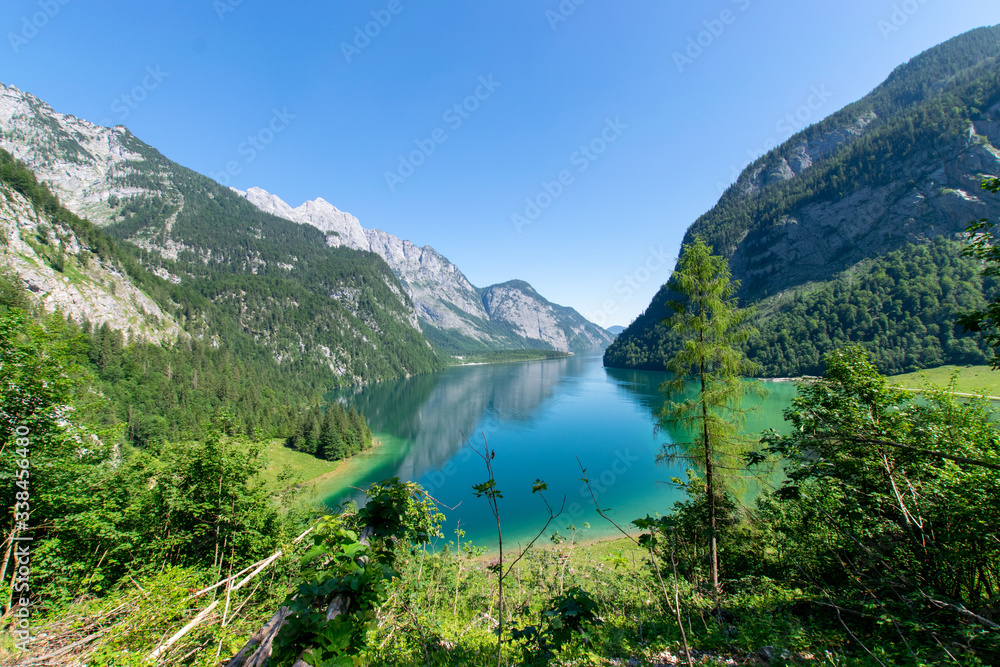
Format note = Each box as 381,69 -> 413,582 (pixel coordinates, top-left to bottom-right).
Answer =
329,356 -> 581,493
603,367 -> 798,440
320,356 -> 798,548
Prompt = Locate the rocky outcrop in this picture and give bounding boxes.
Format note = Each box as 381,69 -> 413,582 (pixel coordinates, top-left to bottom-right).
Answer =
0,83 -> 162,224
0,183 -> 182,342
732,112 -> 877,200
237,187 -> 614,353
236,186 -> 502,346
731,136 -> 1000,299
480,281 -> 614,352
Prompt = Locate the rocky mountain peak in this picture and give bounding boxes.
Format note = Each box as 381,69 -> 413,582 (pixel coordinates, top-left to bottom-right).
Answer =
238,186 -> 613,353
0,83 -> 157,224
237,187 -> 368,248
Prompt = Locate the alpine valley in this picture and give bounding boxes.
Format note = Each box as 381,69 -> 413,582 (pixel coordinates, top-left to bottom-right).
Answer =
606,25 -> 1000,377
5,13 -> 1000,667
0,80 -> 612,391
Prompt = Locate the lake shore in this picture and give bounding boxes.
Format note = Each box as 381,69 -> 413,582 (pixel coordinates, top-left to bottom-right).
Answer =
289,438 -> 385,492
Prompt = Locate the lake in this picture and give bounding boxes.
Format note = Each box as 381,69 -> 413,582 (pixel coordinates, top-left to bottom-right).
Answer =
316,354 -> 799,550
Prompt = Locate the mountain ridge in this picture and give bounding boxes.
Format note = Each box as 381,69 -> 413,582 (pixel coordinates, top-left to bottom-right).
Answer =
605,25 -> 1000,377
235,186 -> 614,354
0,82 -> 443,386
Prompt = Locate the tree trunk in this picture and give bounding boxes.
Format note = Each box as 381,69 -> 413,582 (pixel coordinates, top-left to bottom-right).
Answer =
700,336 -> 721,598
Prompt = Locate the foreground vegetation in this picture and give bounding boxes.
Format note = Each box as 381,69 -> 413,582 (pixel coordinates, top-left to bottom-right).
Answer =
3,296 -> 997,665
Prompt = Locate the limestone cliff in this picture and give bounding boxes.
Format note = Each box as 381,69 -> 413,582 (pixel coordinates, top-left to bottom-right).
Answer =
0,181 -> 182,342
605,25 -> 1000,376
237,187 -> 614,353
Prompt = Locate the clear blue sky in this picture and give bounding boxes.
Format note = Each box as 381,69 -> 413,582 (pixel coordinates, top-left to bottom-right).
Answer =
2,1 -> 998,327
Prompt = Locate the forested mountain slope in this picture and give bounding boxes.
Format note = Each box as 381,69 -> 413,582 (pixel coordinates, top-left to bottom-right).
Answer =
0,84 -> 442,386
606,25 -> 1000,376
0,149 -> 409,440
239,186 -> 614,354
0,149 -> 181,342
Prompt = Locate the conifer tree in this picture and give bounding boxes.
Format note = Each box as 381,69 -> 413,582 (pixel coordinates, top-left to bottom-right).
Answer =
346,405 -> 363,455
319,407 -> 343,461
657,235 -> 762,597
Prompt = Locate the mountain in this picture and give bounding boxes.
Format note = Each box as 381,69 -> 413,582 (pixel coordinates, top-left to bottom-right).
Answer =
607,326 -> 626,336
0,82 -> 440,386
0,148 -> 181,342
606,25 -> 1000,377
236,186 -> 614,354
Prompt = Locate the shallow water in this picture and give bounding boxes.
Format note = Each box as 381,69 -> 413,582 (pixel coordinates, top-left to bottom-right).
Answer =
321,354 -> 798,550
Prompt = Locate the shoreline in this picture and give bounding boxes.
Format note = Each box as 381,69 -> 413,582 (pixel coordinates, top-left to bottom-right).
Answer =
459,533 -> 646,561
286,449 -> 650,555
896,386 -> 1000,401
448,352 -> 574,368
288,438 -> 386,498
760,376 -> 820,383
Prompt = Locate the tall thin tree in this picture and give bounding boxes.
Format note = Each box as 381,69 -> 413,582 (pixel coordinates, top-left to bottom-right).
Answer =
657,235 -> 762,597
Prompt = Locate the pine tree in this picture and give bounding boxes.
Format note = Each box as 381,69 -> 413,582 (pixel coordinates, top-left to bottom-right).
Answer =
332,404 -> 353,460
347,405 -> 364,455
303,409 -> 321,455
318,407 -> 343,461
958,176 -> 1000,362
657,235 -> 762,597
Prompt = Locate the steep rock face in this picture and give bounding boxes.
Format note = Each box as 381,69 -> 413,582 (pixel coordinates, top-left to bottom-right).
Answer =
605,25 -> 1000,376
237,186 -> 501,346
733,112 -> 878,200
731,136 -> 1000,299
237,187 -> 615,353
0,83 -> 440,384
480,281 -> 613,352
0,84 -> 162,223
365,232 -> 490,337
0,184 -> 182,342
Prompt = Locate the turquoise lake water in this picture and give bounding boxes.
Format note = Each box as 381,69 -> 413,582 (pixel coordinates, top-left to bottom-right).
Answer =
322,354 -> 798,550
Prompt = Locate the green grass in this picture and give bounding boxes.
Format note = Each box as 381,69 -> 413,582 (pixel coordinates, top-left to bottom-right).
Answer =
448,350 -> 572,366
889,364 -> 1000,397
260,439 -> 339,491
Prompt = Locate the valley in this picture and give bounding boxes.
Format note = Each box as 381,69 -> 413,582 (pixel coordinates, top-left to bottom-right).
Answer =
2,15 -> 1000,667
